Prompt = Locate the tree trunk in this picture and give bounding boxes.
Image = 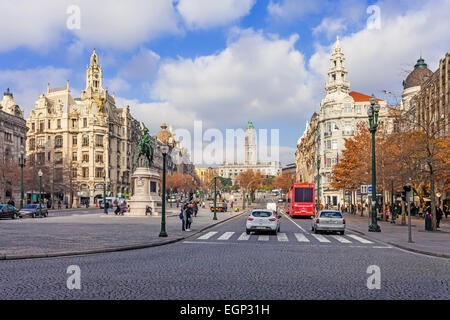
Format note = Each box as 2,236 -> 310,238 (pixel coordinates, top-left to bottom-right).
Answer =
430,169 -> 437,231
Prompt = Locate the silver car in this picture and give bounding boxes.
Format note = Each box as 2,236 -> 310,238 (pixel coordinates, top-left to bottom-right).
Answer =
246,209 -> 281,235
311,210 -> 345,235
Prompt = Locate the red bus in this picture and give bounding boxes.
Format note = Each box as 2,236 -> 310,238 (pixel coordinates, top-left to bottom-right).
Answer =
285,183 -> 315,217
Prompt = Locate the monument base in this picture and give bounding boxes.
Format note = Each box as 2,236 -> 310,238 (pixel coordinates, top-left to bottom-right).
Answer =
126,166 -> 162,216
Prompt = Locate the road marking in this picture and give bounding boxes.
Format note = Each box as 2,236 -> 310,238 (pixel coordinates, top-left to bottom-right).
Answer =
283,214 -> 307,232
330,235 -> 352,243
197,231 -> 218,240
183,241 -> 228,245
237,232 -> 251,241
217,232 -> 234,240
311,234 -> 331,243
372,246 -> 393,249
347,234 -> 373,244
294,233 -> 310,242
277,233 -> 289,242
258,235 -> 269,241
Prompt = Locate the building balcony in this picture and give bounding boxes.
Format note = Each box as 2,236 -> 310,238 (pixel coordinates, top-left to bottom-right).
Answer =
342,130 -> 354,136
324,131 -> 332,137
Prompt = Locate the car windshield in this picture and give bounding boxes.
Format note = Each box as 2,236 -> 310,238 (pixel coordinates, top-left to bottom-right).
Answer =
25,204 -> 38,209
252,211 -> 273,217
320,211 -> 342,218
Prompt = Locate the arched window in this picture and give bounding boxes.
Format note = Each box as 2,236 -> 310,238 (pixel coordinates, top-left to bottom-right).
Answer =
82,134 -> 89,147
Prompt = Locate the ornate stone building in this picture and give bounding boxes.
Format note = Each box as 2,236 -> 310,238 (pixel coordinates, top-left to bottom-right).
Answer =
0,89 -> 27,202
297,37 -> 392,207
26,50 -> 142,206
295,112 -> 318,183
219,121 -> 281,184
410,52 -> 449,137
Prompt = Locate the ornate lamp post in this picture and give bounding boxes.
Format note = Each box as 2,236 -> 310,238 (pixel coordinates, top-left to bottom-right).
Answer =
159,144 -> 169,237
19,151 -> 26,209
368,94 -> 381,232
213,171 -> 218,220
38,169 -> 43,217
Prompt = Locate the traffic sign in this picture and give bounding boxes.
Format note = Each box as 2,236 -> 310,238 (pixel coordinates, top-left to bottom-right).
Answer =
368,185 -> 372,193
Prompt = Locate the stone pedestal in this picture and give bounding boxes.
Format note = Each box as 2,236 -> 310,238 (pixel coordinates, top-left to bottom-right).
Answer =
126,167 -> 161,216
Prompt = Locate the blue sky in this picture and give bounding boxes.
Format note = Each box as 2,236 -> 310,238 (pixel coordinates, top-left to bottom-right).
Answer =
1,0 -> 449,165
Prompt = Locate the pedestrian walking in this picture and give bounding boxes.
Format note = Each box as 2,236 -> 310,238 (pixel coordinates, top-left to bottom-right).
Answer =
180,205 -> 186,231
105,201 -> 109,214
436,207 -> 443,228
444,204 -> 449,219
193,201 -> 198,217
58,201 -> 62,210
185,204 -> 193,231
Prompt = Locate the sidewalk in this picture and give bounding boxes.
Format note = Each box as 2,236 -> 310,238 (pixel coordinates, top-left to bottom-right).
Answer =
345,213 -> 450,258
0,208 -> 245,260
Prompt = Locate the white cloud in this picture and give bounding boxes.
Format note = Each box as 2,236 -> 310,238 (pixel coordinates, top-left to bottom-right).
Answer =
0,67 -> 72,116
149,28 -> 317,128
0,0 -> 180,52
176,0 -> 256,29
313,18 -> 347,40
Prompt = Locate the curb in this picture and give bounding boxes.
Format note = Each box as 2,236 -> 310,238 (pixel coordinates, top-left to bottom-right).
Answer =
0,211 -> 246,261
347,227 -> 450,259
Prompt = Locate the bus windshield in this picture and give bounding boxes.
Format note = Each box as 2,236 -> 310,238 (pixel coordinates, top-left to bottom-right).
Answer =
294,187 -> 313,203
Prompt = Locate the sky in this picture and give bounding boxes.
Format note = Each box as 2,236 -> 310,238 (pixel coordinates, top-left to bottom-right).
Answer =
1,0 -> 449,166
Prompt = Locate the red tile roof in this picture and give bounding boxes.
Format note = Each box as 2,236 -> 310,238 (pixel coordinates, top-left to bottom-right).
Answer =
349,91 -> 384,102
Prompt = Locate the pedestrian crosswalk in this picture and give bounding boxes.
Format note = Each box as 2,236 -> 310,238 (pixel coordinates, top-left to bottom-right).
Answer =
192,231 -> 375,245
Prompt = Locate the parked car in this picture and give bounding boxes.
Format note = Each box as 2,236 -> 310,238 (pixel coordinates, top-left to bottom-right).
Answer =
0,204 -> 21,219
311,210 -> 345,235
246,209 -> 281,235
19,204 -> 48,218
210,202 -> 227,212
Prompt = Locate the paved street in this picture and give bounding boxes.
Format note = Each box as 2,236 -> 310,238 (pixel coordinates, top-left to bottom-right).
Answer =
0,210 -> 448,300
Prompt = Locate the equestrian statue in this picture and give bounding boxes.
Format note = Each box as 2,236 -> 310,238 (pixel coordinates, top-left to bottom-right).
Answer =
136,125 -> 154,168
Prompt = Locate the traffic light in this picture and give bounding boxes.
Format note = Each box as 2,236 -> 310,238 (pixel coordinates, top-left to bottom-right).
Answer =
401,191 -> 406,202
402,185 -> 411,202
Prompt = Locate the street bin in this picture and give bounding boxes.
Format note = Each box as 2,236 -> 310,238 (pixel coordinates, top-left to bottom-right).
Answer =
425,215 -> 432,231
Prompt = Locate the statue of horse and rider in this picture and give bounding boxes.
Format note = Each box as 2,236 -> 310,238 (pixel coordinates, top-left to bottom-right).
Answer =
136,126 -> 154,168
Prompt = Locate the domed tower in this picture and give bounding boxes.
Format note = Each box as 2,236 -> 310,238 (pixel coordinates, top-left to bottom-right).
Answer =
401,57 -> 433,110
325,36 -> 350,97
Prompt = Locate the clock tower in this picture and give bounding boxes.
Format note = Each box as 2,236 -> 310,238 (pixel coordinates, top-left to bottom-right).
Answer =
86,48 -> 103,93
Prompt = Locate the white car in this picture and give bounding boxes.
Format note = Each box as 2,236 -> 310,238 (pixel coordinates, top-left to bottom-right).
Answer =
246,209 -> 281,235
311,210 -> 346,235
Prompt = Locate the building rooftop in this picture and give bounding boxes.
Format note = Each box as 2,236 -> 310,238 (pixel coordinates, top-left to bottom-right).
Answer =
349,91 -> 384,103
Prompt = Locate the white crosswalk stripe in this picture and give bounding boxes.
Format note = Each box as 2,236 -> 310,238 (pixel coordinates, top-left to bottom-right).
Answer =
347,234 -> 373,244
311,234 -> 331,243
277,233 -> 289,242
197,231 -> 218,240
217,232 -> 235,240
294,233 -> 310,242
330,235 -> 352,243
237,232 -> 251,241
258,235 -> 269,241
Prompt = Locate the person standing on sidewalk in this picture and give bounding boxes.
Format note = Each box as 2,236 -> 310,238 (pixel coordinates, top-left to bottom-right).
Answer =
444,204 -> 448,219
180,205 -> 187,231
105,201 -> 109,214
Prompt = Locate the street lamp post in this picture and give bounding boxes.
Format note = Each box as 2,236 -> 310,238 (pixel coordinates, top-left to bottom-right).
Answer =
38,169 -> 43,217
316,158 -> 320,213
19,151 -> 26,209
368,94 -> 381,232
391,178 -> 395,224
159,144 -> 169,237
103,172 -> 107,214
213,172 -> 218,220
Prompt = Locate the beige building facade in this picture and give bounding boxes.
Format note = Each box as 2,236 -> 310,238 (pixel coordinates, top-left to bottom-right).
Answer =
26,50 -> 142,207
